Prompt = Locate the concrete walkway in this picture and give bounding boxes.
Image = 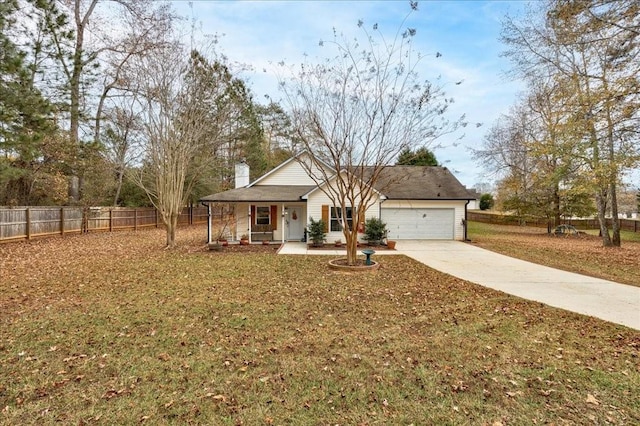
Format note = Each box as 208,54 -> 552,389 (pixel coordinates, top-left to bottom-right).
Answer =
278,241 -> 640,330
277,241 -> 398,256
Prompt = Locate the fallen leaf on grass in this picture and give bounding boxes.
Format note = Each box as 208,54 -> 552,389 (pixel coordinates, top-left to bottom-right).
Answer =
205,393 -> 227,403
586,393 -> 600,405
102,388 -> 128,399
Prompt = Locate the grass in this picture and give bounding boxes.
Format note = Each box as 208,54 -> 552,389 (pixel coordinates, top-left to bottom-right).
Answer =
468,221 -> 640,287
581,228 -> 640,243
1,226 -> 639,425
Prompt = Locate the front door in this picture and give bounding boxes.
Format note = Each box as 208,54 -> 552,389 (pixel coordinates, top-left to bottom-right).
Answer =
286,207 -> 304,241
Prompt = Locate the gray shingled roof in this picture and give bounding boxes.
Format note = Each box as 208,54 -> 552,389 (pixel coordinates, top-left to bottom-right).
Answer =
199,166 -> 474,203
370,166 -> 475,200
199,185 -> 316,203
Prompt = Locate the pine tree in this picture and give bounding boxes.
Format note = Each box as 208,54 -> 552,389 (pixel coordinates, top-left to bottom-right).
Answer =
0,0 -> 56,205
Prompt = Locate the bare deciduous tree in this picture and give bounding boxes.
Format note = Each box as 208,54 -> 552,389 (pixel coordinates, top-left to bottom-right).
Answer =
279,5 -> 464,265
101,95 -> 144,206
133,43 -> 251,248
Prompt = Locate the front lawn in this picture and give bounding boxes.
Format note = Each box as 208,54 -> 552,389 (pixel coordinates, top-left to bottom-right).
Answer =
1,226 -> 638,424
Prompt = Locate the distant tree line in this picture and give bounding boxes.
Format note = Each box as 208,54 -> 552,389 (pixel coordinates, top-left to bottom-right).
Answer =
0,1 -> 304,246
0,0 -> 297,209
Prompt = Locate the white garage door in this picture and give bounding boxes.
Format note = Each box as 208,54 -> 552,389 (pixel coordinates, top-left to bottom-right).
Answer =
381,208 -> 455,240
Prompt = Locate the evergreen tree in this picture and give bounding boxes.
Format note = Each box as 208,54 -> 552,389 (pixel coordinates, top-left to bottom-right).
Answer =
0,0 -> 56,205
396,147 -> 438,166
479,193 -> 494,211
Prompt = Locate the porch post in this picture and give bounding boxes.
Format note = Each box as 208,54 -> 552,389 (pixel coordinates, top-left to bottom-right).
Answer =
248,205 -> 252,243
206,203 -> 211,243
281,204 -> 285,243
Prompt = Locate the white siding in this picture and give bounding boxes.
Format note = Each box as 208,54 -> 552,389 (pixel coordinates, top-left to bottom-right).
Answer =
381,200 -> 466,240
307,189 -> 381,242
257,156 -> 328,186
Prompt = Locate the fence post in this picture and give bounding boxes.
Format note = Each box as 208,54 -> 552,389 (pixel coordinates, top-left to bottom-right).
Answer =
82,208 -> 88,233
60,207 -> 65,236
109,209 -> 112,232
190,205 -> 193,225
155,209 -> 158,228
134,208 -> 138,231
26,207 -> 31,240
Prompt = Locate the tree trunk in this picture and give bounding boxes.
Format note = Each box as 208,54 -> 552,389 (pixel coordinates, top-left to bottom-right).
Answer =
68,8 -> 83,203
553,186 -> 561,227
345,229 -> 358,266
166,213 -> 178,248
113,166 -> 125,206
609,182 -> 621,247
595,189 -> 612,246
68,175 -> 80,204
67,0 -> 98,202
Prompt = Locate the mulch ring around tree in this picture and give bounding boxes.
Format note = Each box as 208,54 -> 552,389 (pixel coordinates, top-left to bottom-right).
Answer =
328,258 -> 380,272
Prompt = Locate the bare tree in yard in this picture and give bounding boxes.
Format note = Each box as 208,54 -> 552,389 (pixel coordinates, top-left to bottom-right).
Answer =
279,3 -> 464,265
134,44 -> 248,248
501,0 -> 640,246
101,96 -> 145,206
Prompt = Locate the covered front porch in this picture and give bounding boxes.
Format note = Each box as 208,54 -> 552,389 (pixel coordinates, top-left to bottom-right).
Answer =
199,182 -> 315,245
202,202 -> 307,245
235,202 -> 307,243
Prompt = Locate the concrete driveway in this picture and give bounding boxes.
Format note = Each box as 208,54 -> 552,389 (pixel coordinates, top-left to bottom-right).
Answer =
396,240 -> 640,330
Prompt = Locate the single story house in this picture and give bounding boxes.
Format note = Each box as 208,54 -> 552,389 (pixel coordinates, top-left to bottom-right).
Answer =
199,152 -> 476,244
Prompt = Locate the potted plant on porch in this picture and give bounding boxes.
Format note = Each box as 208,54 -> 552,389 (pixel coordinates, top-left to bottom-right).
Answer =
240,234 -> 249,245
307,217 -> 326,248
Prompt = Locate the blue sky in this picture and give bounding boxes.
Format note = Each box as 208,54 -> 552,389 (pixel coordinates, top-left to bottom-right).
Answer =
173,1 -> 527,188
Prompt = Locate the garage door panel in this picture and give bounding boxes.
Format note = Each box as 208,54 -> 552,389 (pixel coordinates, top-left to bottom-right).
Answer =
381,208 -> 454,240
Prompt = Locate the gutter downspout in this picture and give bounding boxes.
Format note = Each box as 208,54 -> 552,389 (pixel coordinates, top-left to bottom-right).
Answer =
281,204 -> 285,244
248,205 -> 252,243
379,196 -> 387,243
464,200 -> 470,241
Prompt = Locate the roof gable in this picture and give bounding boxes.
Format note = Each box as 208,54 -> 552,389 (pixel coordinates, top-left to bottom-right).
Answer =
251,151 -> 333,187
301,169 -> 383,200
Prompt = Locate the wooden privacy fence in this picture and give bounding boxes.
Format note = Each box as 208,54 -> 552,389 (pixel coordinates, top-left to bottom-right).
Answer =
468,211 -> 640,233
0,206 -> 209,243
